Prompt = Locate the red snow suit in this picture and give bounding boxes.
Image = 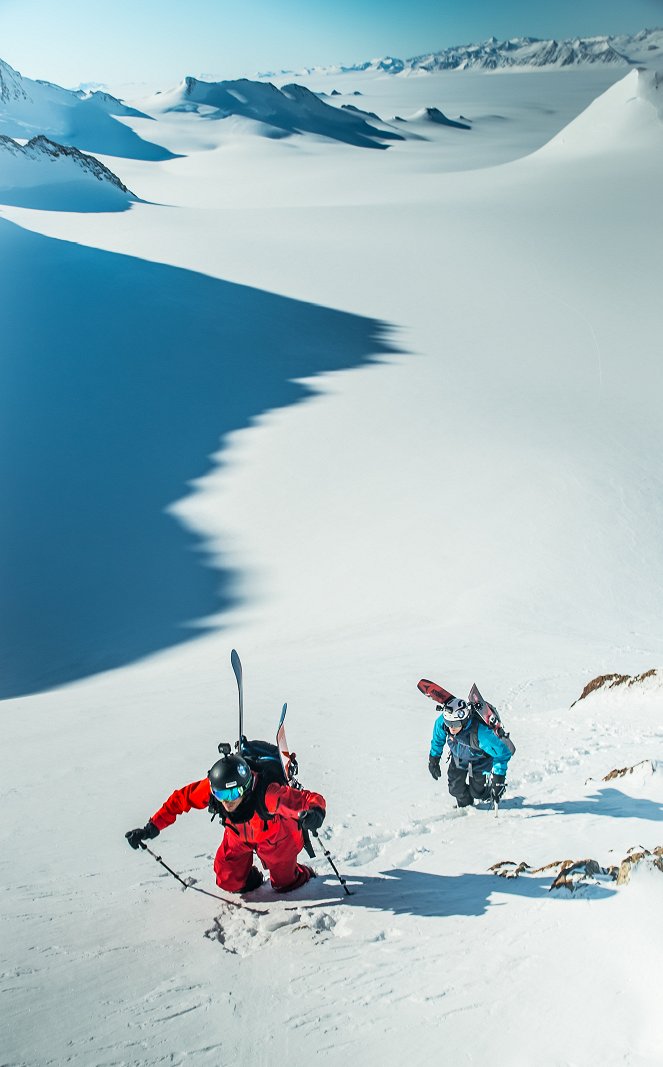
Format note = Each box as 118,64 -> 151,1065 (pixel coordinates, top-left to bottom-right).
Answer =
150,775 -> 326,893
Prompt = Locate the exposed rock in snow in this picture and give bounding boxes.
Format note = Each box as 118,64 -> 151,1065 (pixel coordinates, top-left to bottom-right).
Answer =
600,760 -> 660,781
616,846 -> 663,885
572,667 -> 661,705
491,848 -> 663,890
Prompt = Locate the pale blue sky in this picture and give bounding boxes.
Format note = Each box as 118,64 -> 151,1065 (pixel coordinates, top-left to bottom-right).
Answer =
1,0 -> 662,89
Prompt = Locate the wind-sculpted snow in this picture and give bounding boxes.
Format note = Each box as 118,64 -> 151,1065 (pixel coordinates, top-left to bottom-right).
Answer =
0,134 -> 136,211
0,56 -> 177,160
0,218 -> 396,698
159,75 -> 404,148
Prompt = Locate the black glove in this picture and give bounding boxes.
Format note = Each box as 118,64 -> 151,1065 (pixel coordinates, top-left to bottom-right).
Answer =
298,806 -> 325,832
125,820 -> 160,850
428,756 -> 442,781
241,866 -> 264,893
491,773 -> 506,801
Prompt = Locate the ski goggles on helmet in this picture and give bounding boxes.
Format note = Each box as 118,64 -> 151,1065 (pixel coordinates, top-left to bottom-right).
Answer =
211,783 -> 248,803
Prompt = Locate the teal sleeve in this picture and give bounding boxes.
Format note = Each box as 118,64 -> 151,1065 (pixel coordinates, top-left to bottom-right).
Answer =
429,714 -> 447,759
477,722 -> 513,776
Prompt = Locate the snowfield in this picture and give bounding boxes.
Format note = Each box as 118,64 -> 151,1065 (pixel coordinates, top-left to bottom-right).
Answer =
1,40 -> 663,1067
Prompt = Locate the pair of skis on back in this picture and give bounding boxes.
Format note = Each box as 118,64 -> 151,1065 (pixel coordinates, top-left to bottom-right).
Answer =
230,648 -> 296,783
230,650 -> 352,894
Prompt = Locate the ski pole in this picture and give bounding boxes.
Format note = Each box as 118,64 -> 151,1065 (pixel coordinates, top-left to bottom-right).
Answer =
140,841 -> 190,888
309,829 -> 353,896
139,843 -> 257,910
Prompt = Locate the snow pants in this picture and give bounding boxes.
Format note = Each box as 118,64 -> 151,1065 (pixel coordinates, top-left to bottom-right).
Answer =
213,818 -> 306,893
447,762 -> 490,806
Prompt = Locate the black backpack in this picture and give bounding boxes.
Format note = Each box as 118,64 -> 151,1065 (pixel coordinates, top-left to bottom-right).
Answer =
209,737 -> 301,827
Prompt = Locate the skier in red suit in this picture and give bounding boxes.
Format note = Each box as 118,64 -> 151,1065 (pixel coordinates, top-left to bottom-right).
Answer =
126,753 -> 326,894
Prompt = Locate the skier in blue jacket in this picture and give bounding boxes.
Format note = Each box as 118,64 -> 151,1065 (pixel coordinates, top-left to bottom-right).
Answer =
428,698 -> 514,807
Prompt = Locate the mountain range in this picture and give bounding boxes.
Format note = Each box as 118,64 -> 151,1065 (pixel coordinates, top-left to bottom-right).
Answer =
262,27 -> 663,77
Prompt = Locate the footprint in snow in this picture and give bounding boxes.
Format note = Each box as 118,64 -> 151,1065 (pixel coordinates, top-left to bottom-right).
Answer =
204,902 -> 343,955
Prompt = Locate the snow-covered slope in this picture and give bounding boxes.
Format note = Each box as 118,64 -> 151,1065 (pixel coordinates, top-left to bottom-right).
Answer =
0,56 -> 176,159
0,134 -> 135,210
535,66 -> 663,156
1,61 -> 663,1067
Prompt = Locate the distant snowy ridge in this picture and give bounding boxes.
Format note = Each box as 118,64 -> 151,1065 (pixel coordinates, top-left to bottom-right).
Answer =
0,56 -> 175,160
70,88 -> 148,118
0,57 -> 136,126
262,27 -> 663,77
154,76 -> 404,148
410,107 -> 471,129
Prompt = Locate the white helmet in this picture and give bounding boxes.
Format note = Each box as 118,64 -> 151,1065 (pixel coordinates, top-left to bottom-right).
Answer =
442,698 -> 471,727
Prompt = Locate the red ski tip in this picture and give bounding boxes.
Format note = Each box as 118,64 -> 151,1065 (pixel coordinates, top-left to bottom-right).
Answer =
417,678 -> 455,705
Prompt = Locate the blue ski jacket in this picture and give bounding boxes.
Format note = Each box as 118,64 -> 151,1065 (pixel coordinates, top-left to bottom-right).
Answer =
429,715 -> 513,776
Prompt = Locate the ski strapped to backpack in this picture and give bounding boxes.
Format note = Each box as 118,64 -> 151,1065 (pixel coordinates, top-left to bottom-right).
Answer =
219,652 -> 314,848
417,677 -> 516,754
227,651 -> 299,783
223,651 -> 349,889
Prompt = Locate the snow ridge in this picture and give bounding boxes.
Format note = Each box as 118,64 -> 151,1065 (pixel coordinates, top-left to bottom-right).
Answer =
0,134 -> 131,191
159,76 -> 404,147
0,57 -> 29,102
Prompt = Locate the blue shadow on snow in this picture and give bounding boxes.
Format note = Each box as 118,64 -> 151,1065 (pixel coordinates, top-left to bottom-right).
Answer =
524,787 -> 663,822
0,218 -> 397,699
230,867 -> 615,923
0,182 -> 141,213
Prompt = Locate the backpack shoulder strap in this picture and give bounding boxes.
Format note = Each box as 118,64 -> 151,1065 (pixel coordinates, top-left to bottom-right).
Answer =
247,759 -> 287,823
467,715 -> 482,753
